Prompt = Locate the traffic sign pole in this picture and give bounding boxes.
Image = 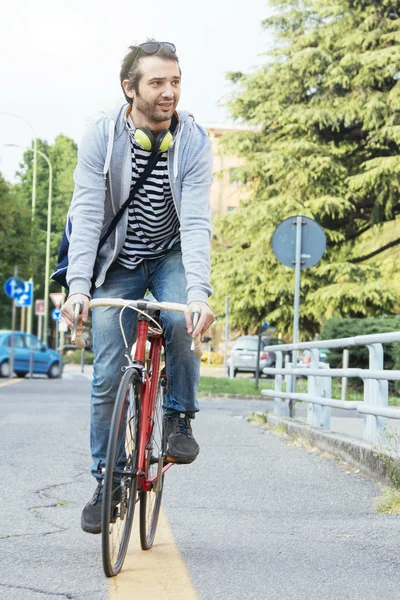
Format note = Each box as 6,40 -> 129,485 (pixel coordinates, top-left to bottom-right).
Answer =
293,216 -> 303,349
37,315 -> 43,341
9,266 -> 19,379
20,306 -> 26,332
35,300 -> 45,342
289,216 -> 304,415
9,298 -> 16,379
272,216 -> 327,418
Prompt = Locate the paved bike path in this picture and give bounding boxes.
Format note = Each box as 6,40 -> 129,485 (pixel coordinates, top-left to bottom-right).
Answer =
163,397 -> 400,600
0,377 -> 399,599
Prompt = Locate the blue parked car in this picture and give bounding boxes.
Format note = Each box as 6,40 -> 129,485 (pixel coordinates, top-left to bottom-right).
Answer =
0,331 -> 61,378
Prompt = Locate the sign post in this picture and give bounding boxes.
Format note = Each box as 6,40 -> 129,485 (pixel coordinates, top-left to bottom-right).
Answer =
51,308 -> 62,371
50,294 -> 65,359
4,271 -> 25,379
272,216 -> 326,415
35,299 -> 45,341
224,296 -> 230,378
255,322 -> 269,390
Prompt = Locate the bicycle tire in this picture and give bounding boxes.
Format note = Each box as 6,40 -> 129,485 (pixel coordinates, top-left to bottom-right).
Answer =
139,376 -> 166,550
102,368 -> 141,577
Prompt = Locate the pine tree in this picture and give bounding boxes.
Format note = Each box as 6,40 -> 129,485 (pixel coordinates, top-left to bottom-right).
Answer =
213,0 -> 400,337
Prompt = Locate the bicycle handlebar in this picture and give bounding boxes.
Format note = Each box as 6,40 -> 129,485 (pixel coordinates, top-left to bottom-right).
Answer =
72,298 -> 203,357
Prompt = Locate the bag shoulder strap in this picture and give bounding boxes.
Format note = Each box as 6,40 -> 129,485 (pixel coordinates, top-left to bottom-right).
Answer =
98,152 -> 159,252
103,119 -> 115,178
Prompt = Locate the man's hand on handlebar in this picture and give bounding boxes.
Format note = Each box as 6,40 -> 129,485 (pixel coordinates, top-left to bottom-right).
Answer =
185,301 -> 215,339
61,293 -> 90,331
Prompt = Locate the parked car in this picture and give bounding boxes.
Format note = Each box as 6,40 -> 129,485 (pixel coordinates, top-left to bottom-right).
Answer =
229,335 -> 289,377
299,348 -> 330,365
0,331 -> 62,378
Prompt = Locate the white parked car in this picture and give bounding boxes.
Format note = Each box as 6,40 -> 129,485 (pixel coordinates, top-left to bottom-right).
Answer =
229,335 -> 288,377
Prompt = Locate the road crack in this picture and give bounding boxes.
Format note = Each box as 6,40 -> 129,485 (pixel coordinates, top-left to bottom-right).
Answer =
0,582 -> 74,598
35,471 -> 86,500
0,530 -> 64,540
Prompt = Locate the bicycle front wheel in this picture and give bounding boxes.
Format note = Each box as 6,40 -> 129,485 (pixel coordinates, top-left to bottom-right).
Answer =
139,376 -> 166,550
102,368 -> 141,577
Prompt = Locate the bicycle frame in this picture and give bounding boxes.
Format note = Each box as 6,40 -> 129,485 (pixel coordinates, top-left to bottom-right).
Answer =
71,296 -> 202,492
133,316 -> 173,493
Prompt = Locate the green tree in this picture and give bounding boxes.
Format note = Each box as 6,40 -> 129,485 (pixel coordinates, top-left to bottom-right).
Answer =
14,135 -> 78,330
213,0 -> 400,337
0,172 -> 32,327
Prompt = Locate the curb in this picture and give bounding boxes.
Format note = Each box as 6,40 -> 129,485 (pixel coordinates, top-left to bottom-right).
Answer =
267,413 -> 398,486
198,393 -> 268,400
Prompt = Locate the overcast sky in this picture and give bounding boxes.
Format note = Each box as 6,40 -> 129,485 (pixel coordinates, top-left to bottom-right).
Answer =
0,0 -> 272,182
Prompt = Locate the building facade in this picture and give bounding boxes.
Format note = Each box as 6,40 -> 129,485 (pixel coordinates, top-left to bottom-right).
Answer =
205,124 -> 250,216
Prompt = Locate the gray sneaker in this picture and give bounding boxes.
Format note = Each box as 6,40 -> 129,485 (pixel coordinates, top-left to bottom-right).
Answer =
81,482 -> 122,534
165,414 -> 200,464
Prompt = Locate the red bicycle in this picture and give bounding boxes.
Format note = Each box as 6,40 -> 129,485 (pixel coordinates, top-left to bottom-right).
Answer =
73,297 -> 201,577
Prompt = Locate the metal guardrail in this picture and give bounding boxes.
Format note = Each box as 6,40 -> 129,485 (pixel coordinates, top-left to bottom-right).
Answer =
261,332 -> 400,443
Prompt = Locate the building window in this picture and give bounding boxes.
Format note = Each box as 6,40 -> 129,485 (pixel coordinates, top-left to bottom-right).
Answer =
227,206 -> 235,212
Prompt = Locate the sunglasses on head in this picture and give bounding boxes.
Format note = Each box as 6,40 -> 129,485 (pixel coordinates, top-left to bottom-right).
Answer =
137,41 -> 176,54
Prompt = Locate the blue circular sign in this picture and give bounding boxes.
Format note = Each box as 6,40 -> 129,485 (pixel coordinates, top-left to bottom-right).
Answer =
51,308 -> 62,321
4,277 -> 25,299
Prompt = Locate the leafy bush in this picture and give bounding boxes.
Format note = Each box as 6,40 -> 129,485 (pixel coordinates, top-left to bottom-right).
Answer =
62,349 -> 95,365
320,317 -> 400,392
200,351 -> 224,365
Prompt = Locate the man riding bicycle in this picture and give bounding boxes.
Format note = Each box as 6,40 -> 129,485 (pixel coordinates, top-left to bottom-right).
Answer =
61,40 -> 214,534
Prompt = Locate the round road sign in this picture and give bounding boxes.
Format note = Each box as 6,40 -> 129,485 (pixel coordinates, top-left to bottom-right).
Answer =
272,216 -> 326,269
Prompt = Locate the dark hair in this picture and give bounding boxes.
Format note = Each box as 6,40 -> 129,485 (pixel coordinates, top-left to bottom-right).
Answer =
120,39 -> 180,104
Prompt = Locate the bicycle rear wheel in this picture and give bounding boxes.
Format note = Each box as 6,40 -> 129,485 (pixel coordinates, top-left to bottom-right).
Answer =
139,375 -> 166,550
102,368 -> 141,577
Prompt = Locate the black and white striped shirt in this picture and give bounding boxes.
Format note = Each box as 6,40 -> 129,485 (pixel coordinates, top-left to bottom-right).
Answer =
117,120 -> 180,269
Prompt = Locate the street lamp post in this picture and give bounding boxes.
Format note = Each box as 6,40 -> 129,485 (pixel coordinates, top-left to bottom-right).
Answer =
0,111 -> 37,334
38,151 -> 53,344
4,144 -> 52,343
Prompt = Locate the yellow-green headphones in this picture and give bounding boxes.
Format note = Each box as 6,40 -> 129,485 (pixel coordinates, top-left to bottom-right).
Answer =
133,127 -> 174,153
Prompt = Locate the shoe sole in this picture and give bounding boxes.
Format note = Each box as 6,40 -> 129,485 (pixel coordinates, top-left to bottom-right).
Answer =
81,521 -> 101,534
165,450 -> 199,465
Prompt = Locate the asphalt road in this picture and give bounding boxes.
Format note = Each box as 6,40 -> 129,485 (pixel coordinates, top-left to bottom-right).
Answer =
0,376 -> 399,599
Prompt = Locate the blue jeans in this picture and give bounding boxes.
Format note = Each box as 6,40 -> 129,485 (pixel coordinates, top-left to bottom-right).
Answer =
90,246 -> 200,479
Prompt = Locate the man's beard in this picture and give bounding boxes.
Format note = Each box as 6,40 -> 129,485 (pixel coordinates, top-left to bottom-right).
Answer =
134,94 -> 175,123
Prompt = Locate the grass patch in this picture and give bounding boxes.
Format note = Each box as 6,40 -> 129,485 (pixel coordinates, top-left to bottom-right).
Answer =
247,412 -> 269,426
374,426 -> 400,488
273,422 -> 289,436
199,376 -> 274,397
376,487 -> 400,514
62,349 -> 95,365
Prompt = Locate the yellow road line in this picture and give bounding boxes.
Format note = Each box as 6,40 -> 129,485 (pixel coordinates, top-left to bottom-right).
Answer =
0,378 -> 23,389
109,508 -> 198,600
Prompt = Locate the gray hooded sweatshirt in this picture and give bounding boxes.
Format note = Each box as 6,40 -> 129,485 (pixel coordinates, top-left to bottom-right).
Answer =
67,102 -> 213,304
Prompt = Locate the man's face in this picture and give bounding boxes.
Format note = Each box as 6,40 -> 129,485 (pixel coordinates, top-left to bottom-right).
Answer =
125,56 -> 181,124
